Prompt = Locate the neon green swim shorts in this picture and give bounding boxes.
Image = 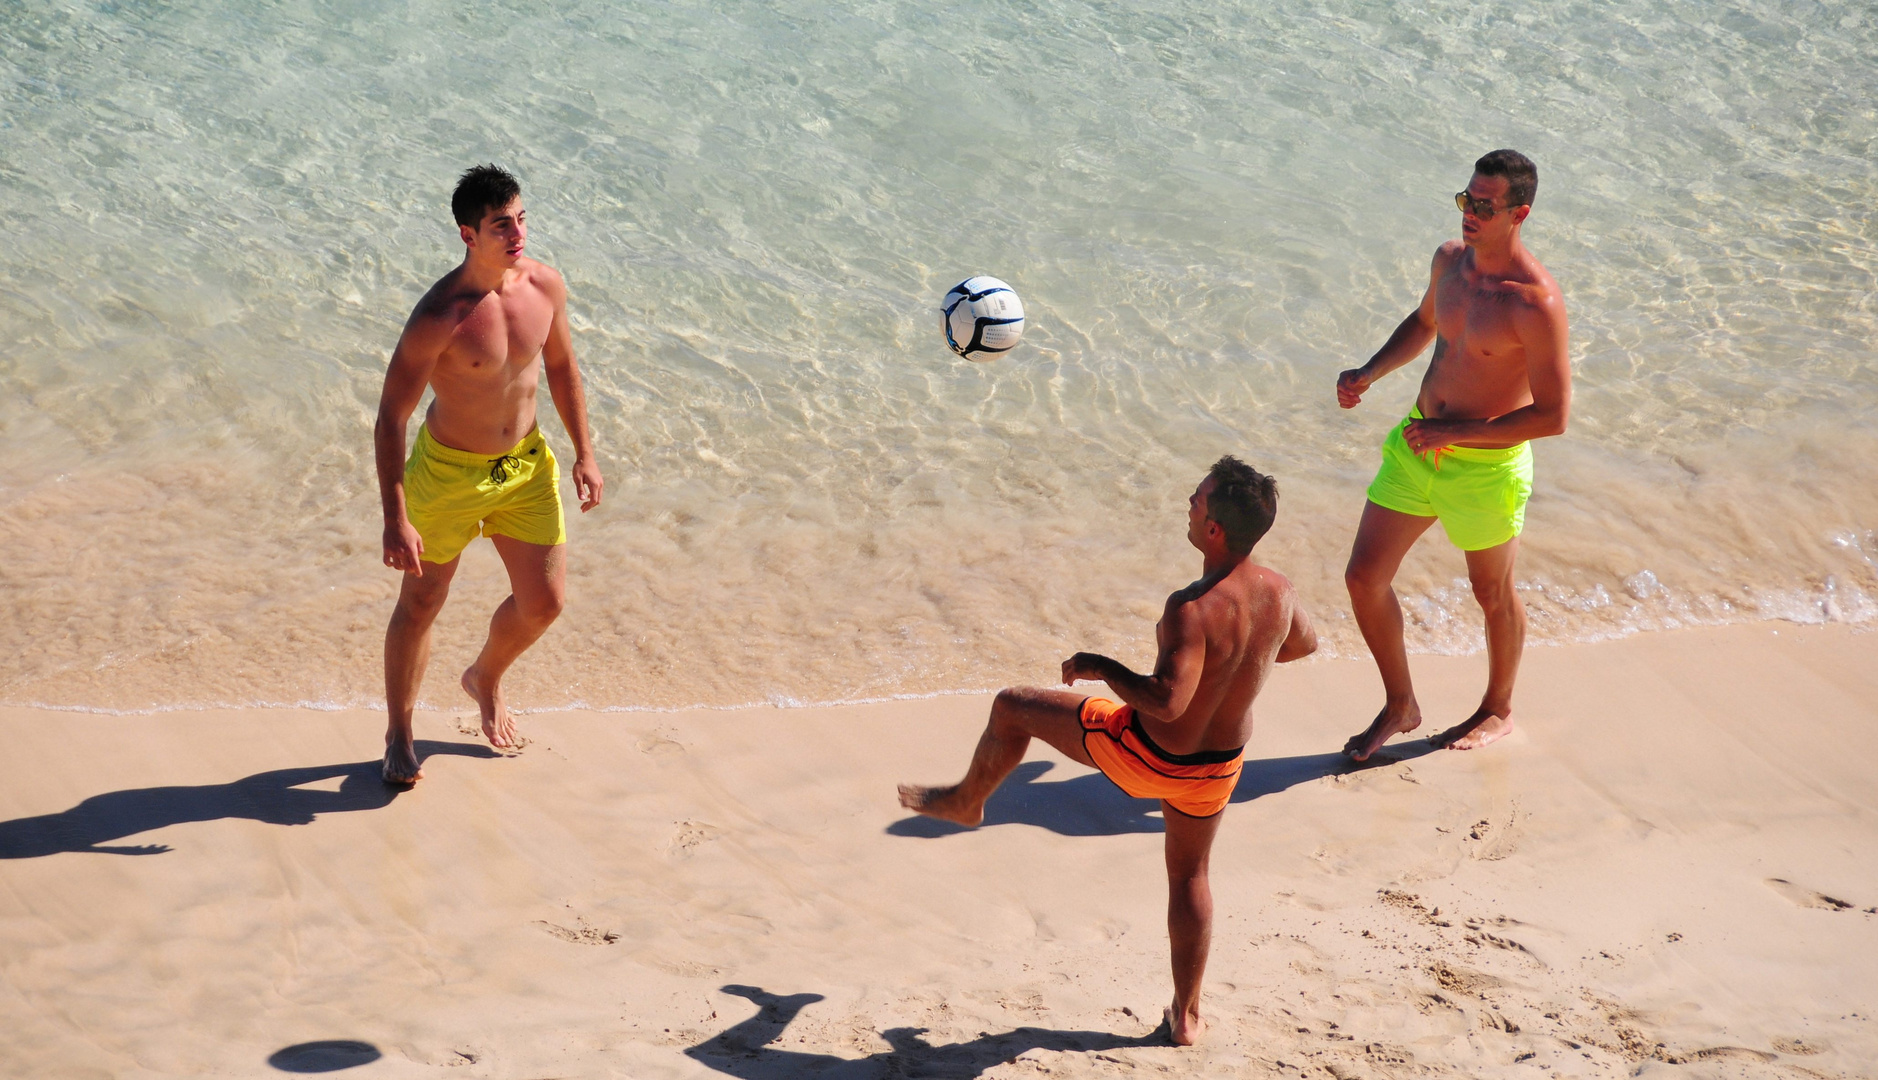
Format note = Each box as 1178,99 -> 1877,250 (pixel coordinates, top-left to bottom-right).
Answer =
1365,408 -> 1533,551
404,424 -> 566,564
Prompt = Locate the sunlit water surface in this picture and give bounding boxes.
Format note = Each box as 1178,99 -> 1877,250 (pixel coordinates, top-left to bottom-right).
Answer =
2,0 -> 1874,711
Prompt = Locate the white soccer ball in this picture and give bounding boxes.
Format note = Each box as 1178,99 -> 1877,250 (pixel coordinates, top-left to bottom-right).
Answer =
941,276 -> 1026,360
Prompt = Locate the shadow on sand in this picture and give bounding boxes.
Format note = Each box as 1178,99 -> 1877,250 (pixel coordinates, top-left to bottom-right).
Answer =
0,741 -> 498,858
887,741 -> 1438,838
266,1039 -> 382,1073
686,985 -> 1158,1080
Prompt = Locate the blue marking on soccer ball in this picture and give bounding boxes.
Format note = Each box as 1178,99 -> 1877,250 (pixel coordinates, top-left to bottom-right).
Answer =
942,276 -> 1026,360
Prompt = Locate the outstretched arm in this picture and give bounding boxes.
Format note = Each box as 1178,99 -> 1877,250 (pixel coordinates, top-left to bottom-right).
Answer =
375,311 -> 448,576
1337,245 -> 1449,408
539,271 -> 603,512
1062,596 -> 1206,728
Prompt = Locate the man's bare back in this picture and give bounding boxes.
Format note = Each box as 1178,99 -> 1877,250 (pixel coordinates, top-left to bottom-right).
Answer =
1064,553 -> 1311,758
898,459 -> 1316,1046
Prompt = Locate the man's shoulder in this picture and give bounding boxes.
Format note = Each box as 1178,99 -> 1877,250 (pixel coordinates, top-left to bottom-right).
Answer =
1173,561 -> 1292,614
410,267 -> 477,324
516,258 -> 567,299
1433,240 -> 1467,267
1508,259 -> 1566,322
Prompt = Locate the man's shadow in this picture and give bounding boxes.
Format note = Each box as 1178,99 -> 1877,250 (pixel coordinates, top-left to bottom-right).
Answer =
0,741 -> 497,858
887,741 -> 1438,838
686,984 -> 1159,1080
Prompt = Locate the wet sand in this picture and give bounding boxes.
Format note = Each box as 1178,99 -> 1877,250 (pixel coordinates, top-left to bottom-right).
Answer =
1,622 -> 1874,1078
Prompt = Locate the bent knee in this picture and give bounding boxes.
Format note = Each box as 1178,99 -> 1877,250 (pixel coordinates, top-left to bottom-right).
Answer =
991,687 -> 1032,725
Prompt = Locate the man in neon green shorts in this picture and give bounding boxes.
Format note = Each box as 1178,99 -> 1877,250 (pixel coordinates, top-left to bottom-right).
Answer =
1336,149 -> 1571,761
374,165 -> 604,784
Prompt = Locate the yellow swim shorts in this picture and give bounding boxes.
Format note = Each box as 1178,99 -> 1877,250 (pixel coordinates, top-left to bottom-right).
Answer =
404,424 -> 565,564
1365,408 -> 1533,552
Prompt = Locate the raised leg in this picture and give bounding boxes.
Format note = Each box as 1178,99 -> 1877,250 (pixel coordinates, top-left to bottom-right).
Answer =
1438,537 -> 1524,750
1342,500 -> 1437,760
1163,802 -> 1224,1046
383,555 -> 462,783
897,687 -> 1096,827
461,535 -> 567,749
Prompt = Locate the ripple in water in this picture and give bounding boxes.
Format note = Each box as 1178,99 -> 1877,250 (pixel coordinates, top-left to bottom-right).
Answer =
0,0 -> 1874,710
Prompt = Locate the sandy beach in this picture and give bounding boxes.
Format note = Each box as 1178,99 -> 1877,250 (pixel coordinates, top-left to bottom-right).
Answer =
2,621 -> 1872,1079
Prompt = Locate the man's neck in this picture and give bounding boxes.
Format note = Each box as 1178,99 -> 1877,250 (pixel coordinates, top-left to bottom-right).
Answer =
457,254 -> 513,294
1200,548 -> 1246,579
1466,231 -> 1525,277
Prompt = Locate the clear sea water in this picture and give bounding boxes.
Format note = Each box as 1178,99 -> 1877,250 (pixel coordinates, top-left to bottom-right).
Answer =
2,0 -> 1874,712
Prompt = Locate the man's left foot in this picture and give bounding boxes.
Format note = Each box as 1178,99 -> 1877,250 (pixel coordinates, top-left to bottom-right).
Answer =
1436,708 -> 1513,751
461,665 -> 517,748
897,783 -> 984,827
382,740 -> 423,785
1165,1004 -> 1206,1046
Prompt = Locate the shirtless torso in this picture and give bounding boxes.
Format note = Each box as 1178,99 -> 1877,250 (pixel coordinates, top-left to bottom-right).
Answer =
899,462 -> 1316,1046
401,258 -> 568,455
1336,157 -> 1571,763
1064,537 -> 1312,757
374,183 -> 602,784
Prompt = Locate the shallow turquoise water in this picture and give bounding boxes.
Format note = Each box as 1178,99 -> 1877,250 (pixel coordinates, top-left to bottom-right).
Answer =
2,0 -> 1874,710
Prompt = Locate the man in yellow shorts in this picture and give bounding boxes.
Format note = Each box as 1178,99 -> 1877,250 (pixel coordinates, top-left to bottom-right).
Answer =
1336,149 -> 1571,761
374,165 -> 604,784
899,457 -> 1319,1046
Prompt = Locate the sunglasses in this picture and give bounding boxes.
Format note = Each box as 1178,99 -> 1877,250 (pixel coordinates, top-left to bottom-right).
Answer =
1454,191 -> 1509,220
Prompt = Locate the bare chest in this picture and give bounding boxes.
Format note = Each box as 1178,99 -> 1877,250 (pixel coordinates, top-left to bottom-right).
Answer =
1433,267 -> 1531,363
440,290 -> 552,377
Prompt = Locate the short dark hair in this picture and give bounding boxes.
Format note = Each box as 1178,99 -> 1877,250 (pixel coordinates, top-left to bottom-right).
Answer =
1474,148 -> 1537,209
1205,456 -> 1277,555
451,164 -> 521,229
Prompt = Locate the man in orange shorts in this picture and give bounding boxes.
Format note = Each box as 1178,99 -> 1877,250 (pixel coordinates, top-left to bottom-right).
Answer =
899,456 -> 1318,1046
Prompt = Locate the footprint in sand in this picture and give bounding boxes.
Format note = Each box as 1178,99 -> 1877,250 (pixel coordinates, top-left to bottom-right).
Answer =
647,958 -> 725,979
1463,802 -> 1522,861
668,821 -> 721,857
1764,878 -> 1856,911
1684,1046 -> 1777,1063
534,917 -> 620,945
1771,1036 -> 1826,1055
1426,959 -> 1500,996
638,733 -> 686,757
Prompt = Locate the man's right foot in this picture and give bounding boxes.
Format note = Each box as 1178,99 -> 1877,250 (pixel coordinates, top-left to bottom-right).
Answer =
1165,1004 -> 1206,1046
1342,705 -> 1422,762
382,738 -> 423,785
896,783 -> 984,827
461,665 -> 517,749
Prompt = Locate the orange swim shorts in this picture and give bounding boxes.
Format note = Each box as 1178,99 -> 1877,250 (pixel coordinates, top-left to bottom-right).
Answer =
1078,698 -> 1244,819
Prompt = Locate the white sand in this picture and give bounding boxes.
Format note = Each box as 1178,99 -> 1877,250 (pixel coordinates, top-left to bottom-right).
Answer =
2,623 -> 1874,1078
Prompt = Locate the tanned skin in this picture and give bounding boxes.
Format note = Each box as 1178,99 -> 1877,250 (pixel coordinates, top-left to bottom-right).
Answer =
1336,169 -> 1570,762
899,475 -> 1318,1045
375,194 -> 603,784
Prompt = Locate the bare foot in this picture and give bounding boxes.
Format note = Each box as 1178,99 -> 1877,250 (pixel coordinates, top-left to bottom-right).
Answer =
461,665 -> 516,749
1165,1004 -> 1206,1046
1343,704 -> 1422,762
382,737 -> 423,785
896,783 -> 984,827
1436,708 -> 1513,751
